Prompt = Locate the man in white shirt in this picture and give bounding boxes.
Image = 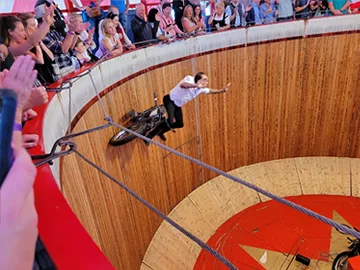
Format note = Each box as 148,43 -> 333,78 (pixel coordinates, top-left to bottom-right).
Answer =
145,72 -> 231,145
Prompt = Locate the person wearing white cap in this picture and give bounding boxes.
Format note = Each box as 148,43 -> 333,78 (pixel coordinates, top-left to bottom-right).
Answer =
34,0 -> 67,37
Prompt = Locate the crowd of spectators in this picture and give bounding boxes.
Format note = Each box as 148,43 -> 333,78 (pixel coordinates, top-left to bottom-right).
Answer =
0,0 -> 358,151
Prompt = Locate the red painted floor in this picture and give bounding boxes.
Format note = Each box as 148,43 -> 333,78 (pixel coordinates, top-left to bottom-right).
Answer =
194,195 -> 360,270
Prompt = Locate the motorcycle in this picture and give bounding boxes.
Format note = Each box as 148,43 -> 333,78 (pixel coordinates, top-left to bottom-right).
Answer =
109,93 -> 169,146
332,227 -> 360,270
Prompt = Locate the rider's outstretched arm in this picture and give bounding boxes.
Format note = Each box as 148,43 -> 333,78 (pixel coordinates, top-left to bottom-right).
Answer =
209,83 -> 232,94
180,82 -> 197,89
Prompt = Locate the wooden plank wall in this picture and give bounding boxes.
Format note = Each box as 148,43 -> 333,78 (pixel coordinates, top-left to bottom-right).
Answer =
61,33 -> 360,270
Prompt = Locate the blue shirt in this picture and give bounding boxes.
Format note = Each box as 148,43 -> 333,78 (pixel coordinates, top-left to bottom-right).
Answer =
260,3 -> 277,23
111,0 -> 126,13
252,3 -> 262,25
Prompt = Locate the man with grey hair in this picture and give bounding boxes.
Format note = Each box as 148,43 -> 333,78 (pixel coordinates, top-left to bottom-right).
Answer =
131,4 -> 154,46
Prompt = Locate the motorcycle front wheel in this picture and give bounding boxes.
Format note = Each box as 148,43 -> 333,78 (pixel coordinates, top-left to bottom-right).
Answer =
332,251 -> 350,270
109,122 -> 147,146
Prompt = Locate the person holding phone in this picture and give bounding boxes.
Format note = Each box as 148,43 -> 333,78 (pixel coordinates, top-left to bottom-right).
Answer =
160,3 -> 184,37
0,55 -> 38,270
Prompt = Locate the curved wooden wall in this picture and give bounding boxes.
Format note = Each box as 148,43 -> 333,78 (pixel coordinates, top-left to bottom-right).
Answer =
143,157 -> 360,269
60,32 -> 360,269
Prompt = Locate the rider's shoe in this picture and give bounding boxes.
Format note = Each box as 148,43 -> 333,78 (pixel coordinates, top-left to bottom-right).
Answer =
158,133 -> 167,141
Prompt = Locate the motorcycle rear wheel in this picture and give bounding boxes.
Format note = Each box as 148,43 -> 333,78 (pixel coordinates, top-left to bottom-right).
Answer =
332,251 -> 350,270
109,122 -> 147,146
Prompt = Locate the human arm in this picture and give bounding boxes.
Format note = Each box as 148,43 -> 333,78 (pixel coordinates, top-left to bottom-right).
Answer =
295,0 -> 310,12
218,15 -> 231,31
208,13 -> 215,24
70,0 -> 86,10
101,38 -> 123,57
39,41 -> 54,61
182,18 -> 200,33
0,147 -> 37,270
209,83 -> 231,94
328,0 -> 344,14
125,0 -> 130,14
131,17 -> 148,37
340,1 -> 351,12
0,56 -> 37,146
9,4 -> 55,57
26,44 -> 44,64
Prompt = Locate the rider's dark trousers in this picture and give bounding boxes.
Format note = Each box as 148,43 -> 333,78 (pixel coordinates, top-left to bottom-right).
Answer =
147,94 -> 184,139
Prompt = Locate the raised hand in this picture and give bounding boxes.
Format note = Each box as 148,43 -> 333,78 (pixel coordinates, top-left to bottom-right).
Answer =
223,83 -> 232,92
76,22 -> 91,33
196,78 -> 208,88
88,27 -> 95,42
24,86 -> 48,111
0,147 -> 38,270
0,56 -> 37,111
43,3 -> 55,25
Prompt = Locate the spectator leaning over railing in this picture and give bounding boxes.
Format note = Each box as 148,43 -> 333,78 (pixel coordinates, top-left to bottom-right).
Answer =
182,5 -> 203,33
328,0 -> 351,14
160,3 -> 185,37
246,0 -> 263,25
208,1 -> 231,31
41,13 -> 90,80
194,5 -> 207,31
95,18 -> 123,58
276,0 -> 294,21
295,0 -> 311,18
35,0 -> 67,37
309,0 -> 329,16
226,0 -> 248,28
260,0 -> 278,23
106,11 -> 136,50
17,13 -> 56,85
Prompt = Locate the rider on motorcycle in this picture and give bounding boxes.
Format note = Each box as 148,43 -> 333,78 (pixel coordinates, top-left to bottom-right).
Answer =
145,72 -> 232,145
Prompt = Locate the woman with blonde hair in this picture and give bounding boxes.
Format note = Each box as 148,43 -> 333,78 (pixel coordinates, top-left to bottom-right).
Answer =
95,18 -> 123,58
182,5 -> 202,33
208,1 -> 231,31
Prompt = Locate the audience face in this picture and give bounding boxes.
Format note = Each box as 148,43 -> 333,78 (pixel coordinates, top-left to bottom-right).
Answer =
9,21 -> 27,44
185,6 -> 194,18
215,5 -> 225,15
24,17 -> 37,36
74,41 -> 86,54
112,15 -> 120,27
163,6 -> 172,17
254,0 -> 260,4
195,6 -> 201,16
232,0 -> 239,5
265,0 -> 271,4
136,4 -> 146,18
105,21 -> 116,36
